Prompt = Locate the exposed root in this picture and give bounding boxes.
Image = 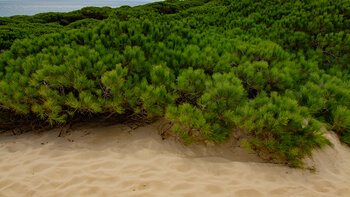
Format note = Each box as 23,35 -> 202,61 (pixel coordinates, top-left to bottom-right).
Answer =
157,119 -> 174,140
0,109 -> 159,136
58,123 -> 72,137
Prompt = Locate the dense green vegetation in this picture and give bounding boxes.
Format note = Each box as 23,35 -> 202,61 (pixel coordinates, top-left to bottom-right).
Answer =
0,7 -> 113,50
0,0 -> 349,167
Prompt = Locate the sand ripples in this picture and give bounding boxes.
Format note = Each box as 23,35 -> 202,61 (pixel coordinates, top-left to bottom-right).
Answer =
0,122 -> 349,197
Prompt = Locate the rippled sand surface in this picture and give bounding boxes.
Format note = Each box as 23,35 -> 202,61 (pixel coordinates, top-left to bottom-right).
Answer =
0,121 -> 349,197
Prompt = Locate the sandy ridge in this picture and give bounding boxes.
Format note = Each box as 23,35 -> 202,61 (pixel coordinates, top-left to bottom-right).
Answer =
0,121 -> 349,197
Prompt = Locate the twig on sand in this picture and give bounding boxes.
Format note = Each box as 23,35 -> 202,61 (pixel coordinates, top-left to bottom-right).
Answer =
58,123 -> 71,137
158,120 -> 174,140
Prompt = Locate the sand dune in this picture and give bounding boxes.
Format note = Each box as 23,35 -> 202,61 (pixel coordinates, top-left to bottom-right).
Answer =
0,121 -> 349,197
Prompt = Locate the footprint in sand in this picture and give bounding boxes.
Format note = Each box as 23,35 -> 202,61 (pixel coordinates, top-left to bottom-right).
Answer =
171,183 -> 193,191
174,163 -> 191,173
204,184 -> 224,194
235,189 -> 265,197
312,180 -> 336,193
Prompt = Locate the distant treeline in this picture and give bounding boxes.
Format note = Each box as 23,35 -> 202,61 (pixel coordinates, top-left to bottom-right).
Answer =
0,0 -> 349,168
0,0 -> 208,50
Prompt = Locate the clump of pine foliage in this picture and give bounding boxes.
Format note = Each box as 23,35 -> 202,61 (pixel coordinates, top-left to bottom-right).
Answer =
0,0 -> 349,167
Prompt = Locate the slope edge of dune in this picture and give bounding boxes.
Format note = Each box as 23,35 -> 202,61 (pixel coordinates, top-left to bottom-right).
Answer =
0,120 -> 349,197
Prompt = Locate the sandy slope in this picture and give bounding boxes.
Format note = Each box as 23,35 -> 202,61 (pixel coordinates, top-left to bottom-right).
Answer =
0,121 -> 349,197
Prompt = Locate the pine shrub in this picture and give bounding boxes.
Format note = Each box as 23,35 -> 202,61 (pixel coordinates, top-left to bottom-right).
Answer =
1,0 -> 349,167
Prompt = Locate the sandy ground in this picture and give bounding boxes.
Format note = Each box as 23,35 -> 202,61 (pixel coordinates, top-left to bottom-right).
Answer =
0,121 -> 349,197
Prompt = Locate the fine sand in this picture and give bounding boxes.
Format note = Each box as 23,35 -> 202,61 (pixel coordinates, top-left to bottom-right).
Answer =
0,120 -> 349,197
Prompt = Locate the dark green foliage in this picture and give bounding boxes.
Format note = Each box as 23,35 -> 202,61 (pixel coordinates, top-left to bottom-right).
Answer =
331,106 -> 350,143
0,7 -> 113,50
0,18 -> 62,50
167,72 -> 246,144
234,92 -> 331,167
166,103 -> 208,145
1,0 -> 349,167
176,67 -> 207,102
